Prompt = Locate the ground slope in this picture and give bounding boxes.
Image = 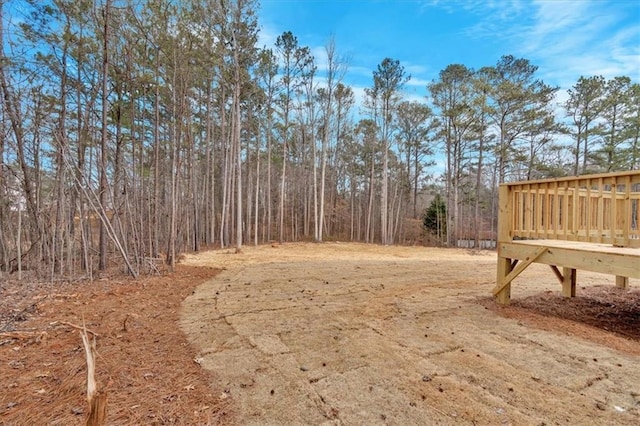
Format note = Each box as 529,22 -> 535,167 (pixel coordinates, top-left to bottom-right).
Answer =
181,242 -> 640,425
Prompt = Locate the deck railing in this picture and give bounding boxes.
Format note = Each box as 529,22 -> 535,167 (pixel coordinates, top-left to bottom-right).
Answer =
501,171 -> 640,248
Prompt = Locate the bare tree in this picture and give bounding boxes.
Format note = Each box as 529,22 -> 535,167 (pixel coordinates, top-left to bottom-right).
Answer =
366,58 -> 408,245
274,31 -> 313,243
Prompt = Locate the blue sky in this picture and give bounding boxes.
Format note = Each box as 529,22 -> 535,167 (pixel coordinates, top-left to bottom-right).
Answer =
258,0 -> 640,105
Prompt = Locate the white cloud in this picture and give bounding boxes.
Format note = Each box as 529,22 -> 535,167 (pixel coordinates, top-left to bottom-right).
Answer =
401,91 -> 428,105
426,0 -> 638,89
257,23 -> 279,49
403,63 -> 430,75
420,0 -> 523,17
406,77 -> 431,88
523,1 -> 639,87
309,45 -> 329,73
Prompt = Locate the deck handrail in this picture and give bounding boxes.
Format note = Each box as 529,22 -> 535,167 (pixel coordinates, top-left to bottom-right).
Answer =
500,170 -> 640,187
498,171 -> 640,248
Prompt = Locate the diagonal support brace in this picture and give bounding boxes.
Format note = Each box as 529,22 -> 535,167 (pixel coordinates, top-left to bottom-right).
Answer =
493,246 -> 547,296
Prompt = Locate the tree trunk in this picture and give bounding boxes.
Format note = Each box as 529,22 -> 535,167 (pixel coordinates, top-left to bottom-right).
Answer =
474,130 -> 485,248
233,30 -> 243,253
98,0 -> 111,271
279,139 -> 287,243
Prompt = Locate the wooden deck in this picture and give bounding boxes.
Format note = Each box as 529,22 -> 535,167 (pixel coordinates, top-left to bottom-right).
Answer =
494,171 -> 640,304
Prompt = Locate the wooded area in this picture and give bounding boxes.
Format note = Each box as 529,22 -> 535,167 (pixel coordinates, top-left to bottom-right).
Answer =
1,0 -> 638,280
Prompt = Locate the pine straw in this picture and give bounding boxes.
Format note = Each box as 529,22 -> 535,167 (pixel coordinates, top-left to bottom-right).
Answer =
482,285 -> 640,356
0,265 -> 234,425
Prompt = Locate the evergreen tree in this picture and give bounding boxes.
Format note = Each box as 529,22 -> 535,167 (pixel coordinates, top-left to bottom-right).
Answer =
423,194 -> 447,244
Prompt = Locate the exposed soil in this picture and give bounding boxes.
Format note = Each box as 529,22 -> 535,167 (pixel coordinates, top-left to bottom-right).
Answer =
182,242 -> 640,425
483,287 -> 640,354
1,242 -> 639,425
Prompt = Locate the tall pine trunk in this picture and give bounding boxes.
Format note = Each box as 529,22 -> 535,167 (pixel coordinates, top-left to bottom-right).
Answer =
98,0 -> 111,270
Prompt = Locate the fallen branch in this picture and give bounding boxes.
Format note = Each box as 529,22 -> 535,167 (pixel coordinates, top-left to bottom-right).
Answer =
52,321 -> 100,337
0,330 -> 47,341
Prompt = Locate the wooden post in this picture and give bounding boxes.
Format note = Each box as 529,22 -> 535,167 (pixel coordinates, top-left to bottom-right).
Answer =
496,185 -> 513,304
611,179 -> 617,245
494,246 -> 547,301
561,267 -> 576,297
496,258 -> 512,304
616,276 -> 629,289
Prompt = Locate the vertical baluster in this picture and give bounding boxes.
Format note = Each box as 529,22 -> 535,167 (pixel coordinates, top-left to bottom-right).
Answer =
597,177 -> 604,243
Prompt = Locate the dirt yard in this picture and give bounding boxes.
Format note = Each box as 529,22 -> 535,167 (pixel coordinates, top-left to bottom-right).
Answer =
1,242 -> 640,425
182,242 -> 640,425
